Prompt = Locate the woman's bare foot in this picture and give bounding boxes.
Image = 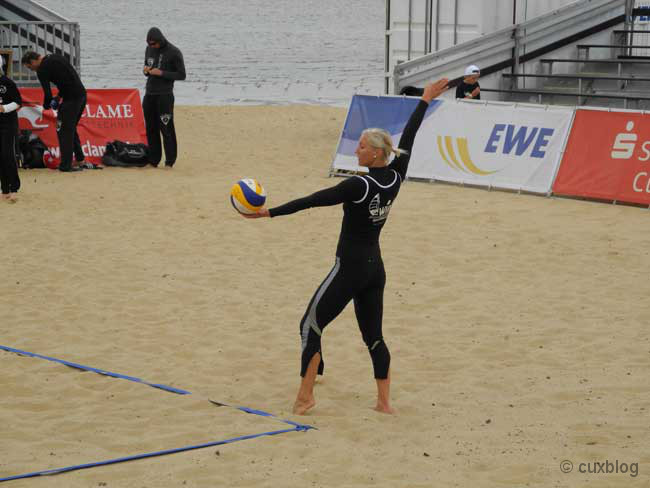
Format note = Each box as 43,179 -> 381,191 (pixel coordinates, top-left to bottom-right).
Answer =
293,395 -> 316,415
293,352 -> 320,415
374,402 -> 396,414
375,374 -> 393,414
2,193 -> 15,203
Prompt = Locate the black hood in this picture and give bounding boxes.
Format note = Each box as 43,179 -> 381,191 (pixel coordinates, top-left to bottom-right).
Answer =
146,27 -> 168,48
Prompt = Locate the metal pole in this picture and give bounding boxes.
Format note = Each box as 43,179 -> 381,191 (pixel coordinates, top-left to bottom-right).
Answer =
10,24 -> 15,79
578,77 -> 582,98
513,26 -> 520,89
524,0 -> 528,22
435,0 -> 440,51
428,0 -> 433,52
75,23 -> 81,75
511,0 -> 517,81
523,0 -> 528,88
64,23 -> 68,60
624,0 -> 634,31
424,0 -> 428,54
453,0 -> 458,45
624,0 -> 634,57
407,0 -> 412,60
385,0 -> 390,94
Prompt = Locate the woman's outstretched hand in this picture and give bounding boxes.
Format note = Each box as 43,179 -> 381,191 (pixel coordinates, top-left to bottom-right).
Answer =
421,78 -> 449,103
242,208 -> 270,219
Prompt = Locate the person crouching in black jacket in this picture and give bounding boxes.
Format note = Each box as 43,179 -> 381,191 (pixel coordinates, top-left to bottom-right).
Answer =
22,51 -> 87,172
142,27 -> 186,168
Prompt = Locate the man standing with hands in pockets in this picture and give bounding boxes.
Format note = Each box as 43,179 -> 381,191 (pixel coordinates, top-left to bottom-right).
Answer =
142,27 -> 186,168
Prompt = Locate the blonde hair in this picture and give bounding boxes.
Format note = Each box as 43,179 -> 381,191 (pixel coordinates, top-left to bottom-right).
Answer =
362,128 -> 407,161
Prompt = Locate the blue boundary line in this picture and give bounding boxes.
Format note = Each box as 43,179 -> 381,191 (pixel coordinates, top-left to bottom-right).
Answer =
0,345 -> 314,482
0,345 -> 191,394
0,427 -> 308,482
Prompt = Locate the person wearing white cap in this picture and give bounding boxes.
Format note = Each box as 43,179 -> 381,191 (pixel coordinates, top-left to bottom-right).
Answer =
456,65 -> 481,100
0,54 -> 22,202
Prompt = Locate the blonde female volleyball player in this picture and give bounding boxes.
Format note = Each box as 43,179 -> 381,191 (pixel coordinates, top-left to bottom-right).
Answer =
245,79 -> 449,415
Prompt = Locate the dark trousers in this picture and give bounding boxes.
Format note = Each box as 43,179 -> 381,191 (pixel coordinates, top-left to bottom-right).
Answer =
299,254 -> 388,379
0,124 -> 20,194
57,94 -> 86,169
142,93 -> 177,166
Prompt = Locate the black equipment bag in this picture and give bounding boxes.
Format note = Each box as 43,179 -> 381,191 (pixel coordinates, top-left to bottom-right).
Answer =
102,140 -> 150,167
18,130 -> 48,169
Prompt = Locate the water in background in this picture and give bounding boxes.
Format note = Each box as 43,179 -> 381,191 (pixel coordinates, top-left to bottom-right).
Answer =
36,0 -> 385,106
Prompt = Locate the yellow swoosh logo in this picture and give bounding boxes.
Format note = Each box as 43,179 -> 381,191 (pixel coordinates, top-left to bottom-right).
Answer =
457,138 -> 497,175
437,136 -> 463,172
437,136 -> 498,175
444,136 -> 467,172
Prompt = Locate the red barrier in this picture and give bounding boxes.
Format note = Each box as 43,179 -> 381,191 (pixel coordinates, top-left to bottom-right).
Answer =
17,88 -> 146,166
554,109 -> 650,205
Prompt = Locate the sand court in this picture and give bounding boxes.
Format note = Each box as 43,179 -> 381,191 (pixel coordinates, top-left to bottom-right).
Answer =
0,349 -> 303,480
1,105 -> 649,487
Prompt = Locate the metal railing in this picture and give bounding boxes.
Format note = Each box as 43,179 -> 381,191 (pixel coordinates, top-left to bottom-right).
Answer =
392,0 -> 625,93
0,21 -> 80,85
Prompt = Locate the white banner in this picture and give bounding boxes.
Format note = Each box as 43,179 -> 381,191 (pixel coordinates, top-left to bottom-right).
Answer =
332,97 -> 574,194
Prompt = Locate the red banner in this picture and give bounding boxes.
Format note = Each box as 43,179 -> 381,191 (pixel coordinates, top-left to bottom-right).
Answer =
554,109 -> 650,205
17,88 -> 146,166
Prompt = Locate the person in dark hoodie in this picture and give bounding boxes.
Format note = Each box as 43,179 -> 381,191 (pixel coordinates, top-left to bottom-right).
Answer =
22,50 -> 86,172
142,27 -> 186,168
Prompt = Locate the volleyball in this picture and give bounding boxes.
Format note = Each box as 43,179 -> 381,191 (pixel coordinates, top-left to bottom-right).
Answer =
230,178 -> 266,215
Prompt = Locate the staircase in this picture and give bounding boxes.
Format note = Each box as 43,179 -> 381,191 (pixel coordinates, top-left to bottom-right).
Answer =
0,0 -> 80,86
486,17 -> 650,109
394,0 -> 650,110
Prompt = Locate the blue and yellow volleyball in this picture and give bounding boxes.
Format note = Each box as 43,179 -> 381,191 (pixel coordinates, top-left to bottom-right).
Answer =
230,178 -> 266,215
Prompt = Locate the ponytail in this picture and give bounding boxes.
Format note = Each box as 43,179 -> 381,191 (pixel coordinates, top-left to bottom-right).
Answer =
362,128 -> 408,161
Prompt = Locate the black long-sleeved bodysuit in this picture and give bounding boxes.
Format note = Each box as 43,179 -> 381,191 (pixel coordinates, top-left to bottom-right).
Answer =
269,99 -> 430,379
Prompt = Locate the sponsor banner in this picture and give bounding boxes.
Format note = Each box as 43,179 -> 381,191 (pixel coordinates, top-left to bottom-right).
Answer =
332,96 -> 573,194
332,95 -> 442,171
18,88 -> 146,165
553,109 -> 650,205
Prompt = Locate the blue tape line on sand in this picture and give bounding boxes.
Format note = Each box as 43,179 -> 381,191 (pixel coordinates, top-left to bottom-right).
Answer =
0,345 -> 311,427
0,345 -> 192,395
0,345 -> 315,482
0,426 -> 311,483
0,345 -> 317,430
